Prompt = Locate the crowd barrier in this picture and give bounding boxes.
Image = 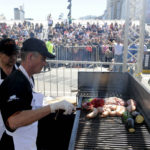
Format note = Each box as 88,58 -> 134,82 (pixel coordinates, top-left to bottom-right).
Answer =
54,45 -> 109,62
34,60 -> 135,97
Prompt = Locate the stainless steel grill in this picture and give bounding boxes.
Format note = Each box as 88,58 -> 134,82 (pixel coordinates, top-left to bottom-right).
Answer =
68,72 -> 150,150
76,120 -> 150,149
75,100 -> 150,150
77,91 -> 125,98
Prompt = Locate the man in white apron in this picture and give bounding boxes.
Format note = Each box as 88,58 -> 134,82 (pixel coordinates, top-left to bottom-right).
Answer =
0,38 -> 19,149
0,38 -> 75,150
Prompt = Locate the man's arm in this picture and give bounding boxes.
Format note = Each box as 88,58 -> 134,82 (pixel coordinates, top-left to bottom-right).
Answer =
7,105 -> 51,130
7,100 -> 75,131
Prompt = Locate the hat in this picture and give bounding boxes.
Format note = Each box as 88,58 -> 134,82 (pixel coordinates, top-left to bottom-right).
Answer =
48,34 -> 53,40
2,34 -> 8,39
0,38 -> 19,56
21,38 -> 55,58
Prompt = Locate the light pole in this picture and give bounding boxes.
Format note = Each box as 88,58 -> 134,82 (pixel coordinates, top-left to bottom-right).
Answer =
67,0 -> 72,24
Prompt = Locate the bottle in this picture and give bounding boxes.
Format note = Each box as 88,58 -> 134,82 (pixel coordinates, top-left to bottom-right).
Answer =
131,111 -> 144,124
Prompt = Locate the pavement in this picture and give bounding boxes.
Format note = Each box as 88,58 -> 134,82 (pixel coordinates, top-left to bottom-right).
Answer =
141,73 -> 150,90
34,67 -> 150,96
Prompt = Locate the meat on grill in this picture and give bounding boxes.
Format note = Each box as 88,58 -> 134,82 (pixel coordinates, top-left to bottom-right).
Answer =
104,97 -> 125,106
126,99 -> 136,112
83,97 -> 136,119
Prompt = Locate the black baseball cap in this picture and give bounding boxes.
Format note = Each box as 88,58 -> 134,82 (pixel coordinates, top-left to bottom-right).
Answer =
21,38 -> 55,58
0,38 -> 19,56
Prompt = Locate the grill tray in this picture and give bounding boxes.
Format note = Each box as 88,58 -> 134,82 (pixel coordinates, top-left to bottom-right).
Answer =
75,105 -> 150,150
68,72 -> 150,150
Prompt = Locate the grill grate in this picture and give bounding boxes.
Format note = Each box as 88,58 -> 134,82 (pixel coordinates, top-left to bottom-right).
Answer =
74,91 -> 150,150
75,110 -> 150,150
78,91 -> 129,99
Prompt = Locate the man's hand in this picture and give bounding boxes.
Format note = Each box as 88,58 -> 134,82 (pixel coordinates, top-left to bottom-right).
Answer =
49,100 -> 75,115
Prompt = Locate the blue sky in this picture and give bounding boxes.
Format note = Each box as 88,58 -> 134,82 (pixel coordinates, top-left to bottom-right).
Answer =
0,0 -> 107,20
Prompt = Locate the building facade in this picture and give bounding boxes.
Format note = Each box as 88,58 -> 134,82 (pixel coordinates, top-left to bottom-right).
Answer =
14,5 -> 25,20
0,14 -> 6,20
106,0 -> 123,20
105,0 -> 150,23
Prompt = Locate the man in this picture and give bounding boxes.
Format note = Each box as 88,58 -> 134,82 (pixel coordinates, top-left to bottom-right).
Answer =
113,39 -> 124,72
0,38 -> 19,84
0,38 -> 19,146
0,38 -> 75,150
46,36 -> 54,55
44,36 -> 55,71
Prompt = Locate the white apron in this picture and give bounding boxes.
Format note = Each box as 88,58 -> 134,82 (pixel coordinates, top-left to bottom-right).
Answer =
1,65 -> 44,150
6,92 -> 44,150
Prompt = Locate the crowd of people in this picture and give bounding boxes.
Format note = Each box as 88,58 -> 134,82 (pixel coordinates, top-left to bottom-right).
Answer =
0,22 -> 44,47
0,20 -> 150,149
1,21 -> 150,64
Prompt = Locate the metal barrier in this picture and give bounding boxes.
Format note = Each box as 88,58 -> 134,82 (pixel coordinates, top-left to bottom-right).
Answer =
34,60 -> 135,97
54,45 -> 101,62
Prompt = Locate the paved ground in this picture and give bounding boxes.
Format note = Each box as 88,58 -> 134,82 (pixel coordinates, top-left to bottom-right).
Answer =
34,67 -> 150,97
34,66 -> 108,96
141,73 -> 150,90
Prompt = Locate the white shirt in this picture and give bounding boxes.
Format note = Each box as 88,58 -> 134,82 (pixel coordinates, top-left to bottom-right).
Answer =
114,43 -> 123,55
19,65 -> 34,89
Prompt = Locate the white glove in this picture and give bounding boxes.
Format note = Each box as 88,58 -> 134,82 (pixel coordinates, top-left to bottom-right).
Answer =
49,100 -> 75,115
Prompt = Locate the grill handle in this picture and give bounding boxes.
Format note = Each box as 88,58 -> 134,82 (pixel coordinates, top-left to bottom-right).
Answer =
68,97 -> 82,150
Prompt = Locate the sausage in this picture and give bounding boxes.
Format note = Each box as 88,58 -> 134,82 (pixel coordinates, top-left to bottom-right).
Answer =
109,111 -> 117,117
86,108 -> 98,118
109,105 -> 117,111
126,99 -> 136,106
97,107 -> 104,113
116,106 -> 126,116
126,105 -> 136,112
100,111 -> 109,118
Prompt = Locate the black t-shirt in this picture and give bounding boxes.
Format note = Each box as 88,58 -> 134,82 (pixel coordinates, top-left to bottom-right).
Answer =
0,64 -> 19,80
0,70 -> 33,132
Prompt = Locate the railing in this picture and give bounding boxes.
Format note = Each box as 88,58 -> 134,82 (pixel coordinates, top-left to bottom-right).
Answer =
34,60 -> 135,97
54,45 -> 102,62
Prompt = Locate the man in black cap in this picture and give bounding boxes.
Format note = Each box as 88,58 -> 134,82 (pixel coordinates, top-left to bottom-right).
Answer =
0,38 -> 19,148
0,38 -> 19,81
0,38 -> 75,150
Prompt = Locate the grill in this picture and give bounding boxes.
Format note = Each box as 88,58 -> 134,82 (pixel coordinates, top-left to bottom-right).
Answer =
68,72 -> 150,150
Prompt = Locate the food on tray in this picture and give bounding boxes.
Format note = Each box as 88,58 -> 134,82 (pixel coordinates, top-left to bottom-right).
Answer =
131,111 -> 144,124
104,97 -> 125,106
126,99 -> 136,106
101,110 -> 110,118
86,108 -> 99,119
116,106 -> 126,117
82,97 -> 137,119
122,111 -> 135,132
126,99 -> 136,112
82,98 -> 105,110
122,111 -> 132,123
126,118 -> 135,133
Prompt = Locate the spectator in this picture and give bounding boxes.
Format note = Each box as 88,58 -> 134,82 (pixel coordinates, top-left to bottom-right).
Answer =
113,39 -> 124,72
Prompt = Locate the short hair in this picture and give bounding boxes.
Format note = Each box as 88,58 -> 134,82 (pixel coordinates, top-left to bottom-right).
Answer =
20,51 -> 39,61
